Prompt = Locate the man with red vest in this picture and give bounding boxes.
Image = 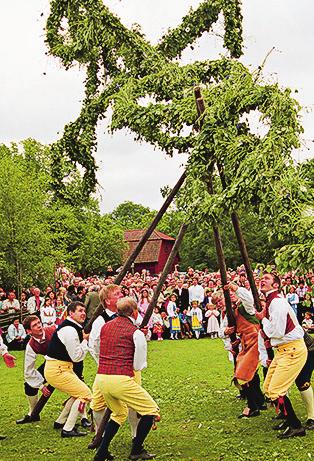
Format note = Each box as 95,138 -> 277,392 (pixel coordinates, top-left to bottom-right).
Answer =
15,315 -> 91,428
93,297 -> 159,461
259,272 -> 308,439
16,316 -> 54,424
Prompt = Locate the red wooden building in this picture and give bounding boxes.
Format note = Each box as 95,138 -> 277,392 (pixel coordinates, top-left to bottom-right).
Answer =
123,229 -> 180,275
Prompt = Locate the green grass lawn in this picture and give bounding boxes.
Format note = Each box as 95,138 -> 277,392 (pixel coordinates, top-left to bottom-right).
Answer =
0,338 -> 313,461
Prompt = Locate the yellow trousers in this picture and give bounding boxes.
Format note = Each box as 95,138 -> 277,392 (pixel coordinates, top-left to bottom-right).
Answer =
94,374 -> 159,425
44,360 -> 92,403
91,369 -> 141,412
263,339 -> 307,401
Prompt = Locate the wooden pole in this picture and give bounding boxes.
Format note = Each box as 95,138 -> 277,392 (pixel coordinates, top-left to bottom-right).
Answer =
195,88 -> 261,311
194,92 -> 237,340
216,164 -> 262,311
29,385 -> 55,420
85,172 -> 187,334
114,171 -> 186,285
141,223 -> 188,328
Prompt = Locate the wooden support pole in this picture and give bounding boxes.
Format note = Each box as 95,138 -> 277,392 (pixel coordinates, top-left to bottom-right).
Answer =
141,223 -> 188,328
194,91 -> 236,326
217,161 -> 262,312
85,171 -> 186,334
114,171 -> 186,285
195,87 -> 261,312
29,385 -> 55,420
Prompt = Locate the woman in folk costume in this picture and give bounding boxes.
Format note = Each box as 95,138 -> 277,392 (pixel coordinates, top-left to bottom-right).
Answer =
222,282 -> 266,418
40,298 -> 56,326
137,288 -> 153,339
189,300 -> 203,339
205,303 -> 220,338
166,293 -> 181,339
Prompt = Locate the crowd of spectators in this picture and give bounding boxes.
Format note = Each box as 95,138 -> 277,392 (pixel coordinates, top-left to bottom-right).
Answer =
0,262 -> 313,349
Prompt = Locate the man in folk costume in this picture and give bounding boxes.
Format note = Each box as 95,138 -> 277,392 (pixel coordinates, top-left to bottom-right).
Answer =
0,333 -> 16,440
223,283 -> 266,418
93,297 -> 159,461
294,332 -> 314,430
259,272 -> 308,439
15,315 -> 90,428
44,301 -> 92,437
88,284 -> 143,450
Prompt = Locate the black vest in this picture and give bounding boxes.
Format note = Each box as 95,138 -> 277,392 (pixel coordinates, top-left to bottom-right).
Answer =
100,310 -> 117,323
47,319 -> 83,363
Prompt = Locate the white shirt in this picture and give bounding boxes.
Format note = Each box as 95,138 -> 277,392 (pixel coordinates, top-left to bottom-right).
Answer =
262,292 -> 304,346
27,296 -> 44,314
130,317 -> 147,371
0,335 -> 8,356
235,287 -> 256,315
3,299 -> 20,313
89,308 -> 116,363
40,306 -> 56,325
188,284 -> 205,303
6,324 -> 26,343
188,307 -> 203,322
46,318 -> 89,362
24,336 -> 46,389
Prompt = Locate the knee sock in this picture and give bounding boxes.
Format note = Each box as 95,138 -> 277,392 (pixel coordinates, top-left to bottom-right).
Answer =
56,397 -> 75,424
195,331 -> 200,339
300,387 -> 314,420
93,409 -> 106,431
131,415 -> 154,455
96,419 -> 120,458
281,395 -> 302,429
251,373 -> 265,407
63,399 -> 81,431
243,384 -> 258,412
27,395 -> 38,415
128,408 -> 140,438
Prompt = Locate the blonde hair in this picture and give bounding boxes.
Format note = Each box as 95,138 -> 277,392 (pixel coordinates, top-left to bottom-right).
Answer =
99,284 -> 119,305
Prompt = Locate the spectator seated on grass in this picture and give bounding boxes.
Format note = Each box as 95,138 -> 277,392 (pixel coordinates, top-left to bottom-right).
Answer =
6,318 -> 27,350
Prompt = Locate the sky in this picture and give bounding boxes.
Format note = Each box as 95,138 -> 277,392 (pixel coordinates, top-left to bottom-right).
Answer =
1,1 -> 313,213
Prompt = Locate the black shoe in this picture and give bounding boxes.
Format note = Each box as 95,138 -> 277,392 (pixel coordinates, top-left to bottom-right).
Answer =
88,437 -> 101,450
305,419 -> 314,430
16,414 -> 40,425
277,426 -> 306,439
273,420 -> 288,431
94,452 -> 114,461
272,412 -> 285,421
238,409 -> 260,419
81,417 -> 92,428
54,421 -> 64,430
0,435 -> 6,440
258,404 -> 268,411
61,428 -> 87,438
129,448 -> 156,460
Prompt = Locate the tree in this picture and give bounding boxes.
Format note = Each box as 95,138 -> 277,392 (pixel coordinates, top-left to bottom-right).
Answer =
0,145 -> 53,291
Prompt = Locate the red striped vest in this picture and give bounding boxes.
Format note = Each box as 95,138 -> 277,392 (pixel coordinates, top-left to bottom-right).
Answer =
265,291 -> 296,335
28,326 -> 56,355
98,315 -> 137,377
